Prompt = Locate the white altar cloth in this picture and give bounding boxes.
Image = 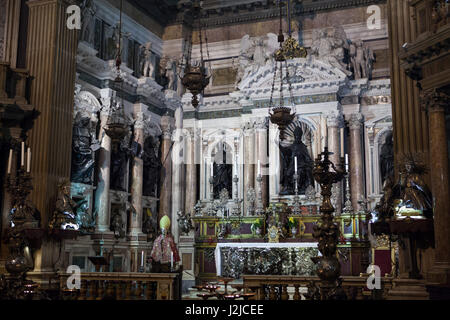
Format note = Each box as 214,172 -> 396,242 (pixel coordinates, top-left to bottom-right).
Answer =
215,242 -> 318,276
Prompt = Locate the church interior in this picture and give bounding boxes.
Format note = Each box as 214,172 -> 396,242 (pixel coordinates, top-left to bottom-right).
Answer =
0,0 -> 449,301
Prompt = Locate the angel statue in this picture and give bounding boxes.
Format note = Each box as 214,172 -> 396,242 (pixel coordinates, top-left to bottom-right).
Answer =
161,58 -> 177,91
80,0 -> 96,44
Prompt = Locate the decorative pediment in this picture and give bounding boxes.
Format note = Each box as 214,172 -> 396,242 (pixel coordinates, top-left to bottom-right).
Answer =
238,57 -> 347,92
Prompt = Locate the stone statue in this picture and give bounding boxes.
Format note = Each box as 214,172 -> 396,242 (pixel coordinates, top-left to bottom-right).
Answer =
139,42 -> 155,79
311,28 -> 352,76
76,202 -> 97,234
142,136 -> 160,197
350,40 -> 375,79
161,58 -> 177,91
110,205 -> 126,239
71,111 -> 100,184
81,0 -> 96,44
110,135 -> 133,191
49,180 -> 80,230
280,126 -> 314,195
380,132 -> 394,185
177,211 -> 193,235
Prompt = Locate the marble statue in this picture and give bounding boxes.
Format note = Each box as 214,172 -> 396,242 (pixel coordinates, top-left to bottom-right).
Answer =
49,180 -> 80,230
76,202 -> 97,234
81,0 -> 96,44
380,132 -> 394,185
350,40 -> 375,79
280,126 -> 314,195
71,111 -> 100,184
139,42 -> 155,79
311,28 -> 352,76
142,135 -> 160,197
110,205 -> 126,239
110,134 -> 133,191
161,58 -> 177,91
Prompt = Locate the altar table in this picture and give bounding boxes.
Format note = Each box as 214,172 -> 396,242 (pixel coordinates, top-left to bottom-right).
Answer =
215,242 -> 319,278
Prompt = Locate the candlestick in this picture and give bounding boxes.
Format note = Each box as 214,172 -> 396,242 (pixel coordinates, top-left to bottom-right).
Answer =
21,142 -> 24,167
27,148 -> 31,173
294,157 -> 297,174
7,149 -> 12,174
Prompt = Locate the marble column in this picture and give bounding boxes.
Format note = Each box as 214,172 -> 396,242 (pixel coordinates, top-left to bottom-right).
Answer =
159,114 -> 174,223
171,106 -> 184,242
423,90 -> 450,285
349,113 -> 364,211
185,129 -> 197,215
94,90 -> 114,232
327,113 -> 343,214
243,123 -> 255,215
254,117 -> 269,209
129,111 -> 146,237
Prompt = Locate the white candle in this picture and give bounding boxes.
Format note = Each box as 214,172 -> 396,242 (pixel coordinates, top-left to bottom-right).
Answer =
234,155 -> 237,175
258,160 -> 261,176
7,149 -> 12,174
170,252 -> 174,269
324,128 -> 328,149
21,142 -> 24,167
27,147 -> 31,173
345,154 -> 349,171
141,251 -> 144,266
210,162 -> 214,176
340,127 -> 344,156
294,157 -> 297,174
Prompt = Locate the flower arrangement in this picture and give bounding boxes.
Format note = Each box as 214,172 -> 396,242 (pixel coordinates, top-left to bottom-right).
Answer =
287,217 -> 298,229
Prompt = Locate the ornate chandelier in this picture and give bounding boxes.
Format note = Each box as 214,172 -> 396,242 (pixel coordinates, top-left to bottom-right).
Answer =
269,0 -> 307,140
104,0 -> 128,143
180,0 -> 210,108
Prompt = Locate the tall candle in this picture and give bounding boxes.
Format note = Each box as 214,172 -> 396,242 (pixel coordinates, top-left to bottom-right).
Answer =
210,162 -> 214,176
340,127 -> 344,156
170,252 -> 174,269
21,142 -> 24,167
234,155 -> 238,175
27,147 -> 31,173
7,149 -> 12,174
258,160 -> 261,176
294,157 -> 298,174
325,128 -> 328,149
345,154 -> 349,171
141,251 -> 144,266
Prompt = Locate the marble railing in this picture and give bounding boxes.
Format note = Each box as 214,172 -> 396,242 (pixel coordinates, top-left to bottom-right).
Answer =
58,272 -> 182,300
242,275 -> 394,300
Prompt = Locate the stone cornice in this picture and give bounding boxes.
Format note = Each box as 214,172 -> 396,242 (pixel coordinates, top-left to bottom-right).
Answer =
173,0 -> 386,28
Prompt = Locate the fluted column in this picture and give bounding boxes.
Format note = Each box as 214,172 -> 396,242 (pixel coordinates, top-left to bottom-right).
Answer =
423,90 -> 450,285
254,117 -> 269,209
159,114 -> 174,222
185,129 -> 197,215
129,112 -> 146,236
26,0 -> 78,227
349,113 -> 364,211
243,123 -> 255,215
94,90 -> 114,232
327,113 -> 343,214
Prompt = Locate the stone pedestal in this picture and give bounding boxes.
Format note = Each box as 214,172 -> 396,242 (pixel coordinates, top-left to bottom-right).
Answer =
178,232 -> 196,293
349,113 -> 364,211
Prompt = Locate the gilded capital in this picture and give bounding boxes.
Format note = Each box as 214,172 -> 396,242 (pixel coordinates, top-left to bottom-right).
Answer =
421,89 -> 450,113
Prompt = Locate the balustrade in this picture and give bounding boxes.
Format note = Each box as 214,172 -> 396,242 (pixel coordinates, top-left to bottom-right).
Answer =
242,275 -> 394,300
58,272 -> 181,300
